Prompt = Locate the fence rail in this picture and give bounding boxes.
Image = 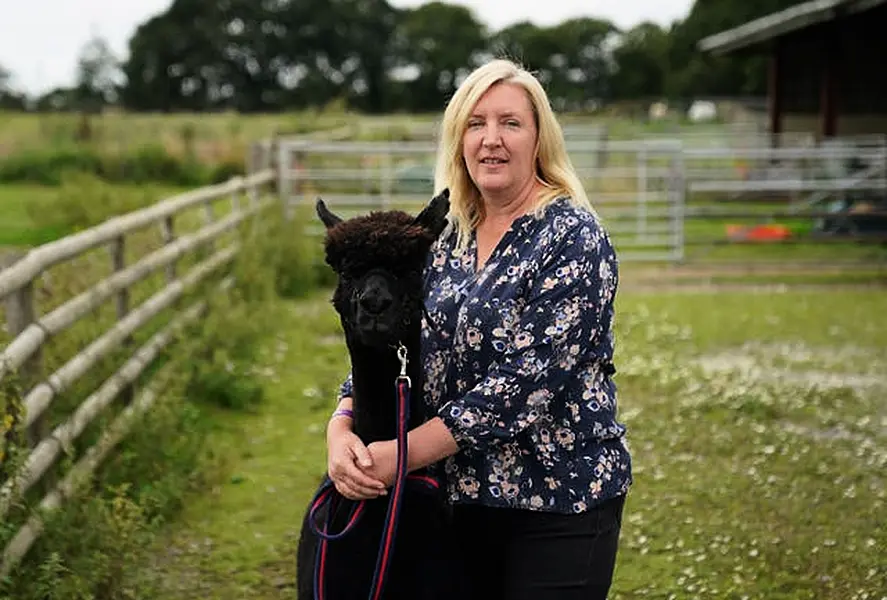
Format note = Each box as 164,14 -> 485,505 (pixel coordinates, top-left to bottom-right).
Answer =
0,168 -> 276,576
276,138 -> 688,262
273,130 -> 887,264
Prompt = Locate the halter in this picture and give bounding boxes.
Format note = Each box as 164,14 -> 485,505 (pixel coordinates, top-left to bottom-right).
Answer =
307,342 -> 438,600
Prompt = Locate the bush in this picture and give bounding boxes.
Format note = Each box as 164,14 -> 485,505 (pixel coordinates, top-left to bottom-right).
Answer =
24,172 -> 151,234
109,144 -> 207,185
0,145 -> 218,187
209,159 -> 246,184
0,147 -> 105,185
241,201 -> 332,299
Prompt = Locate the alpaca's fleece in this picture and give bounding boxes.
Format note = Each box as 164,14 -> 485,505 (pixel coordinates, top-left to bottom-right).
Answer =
323,210 -> 441,276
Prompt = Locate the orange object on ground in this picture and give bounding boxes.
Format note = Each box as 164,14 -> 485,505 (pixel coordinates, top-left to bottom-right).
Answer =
726,224 -> 792,241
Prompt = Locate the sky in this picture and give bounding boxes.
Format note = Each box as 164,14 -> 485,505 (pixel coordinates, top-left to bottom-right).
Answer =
0,0 -> 693,96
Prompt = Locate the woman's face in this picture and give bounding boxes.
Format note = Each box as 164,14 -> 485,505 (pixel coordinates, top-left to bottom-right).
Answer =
462,82 -> 538,201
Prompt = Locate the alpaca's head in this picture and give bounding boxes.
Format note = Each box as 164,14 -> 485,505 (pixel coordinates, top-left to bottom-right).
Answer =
316,189 -> 450,348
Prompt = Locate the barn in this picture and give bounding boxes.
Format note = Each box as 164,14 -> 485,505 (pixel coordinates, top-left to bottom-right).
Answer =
698,0 -> 887,140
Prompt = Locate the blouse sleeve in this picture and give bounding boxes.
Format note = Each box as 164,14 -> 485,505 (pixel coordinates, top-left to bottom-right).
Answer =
436,220 -> 617,451
337,370 -> 353,401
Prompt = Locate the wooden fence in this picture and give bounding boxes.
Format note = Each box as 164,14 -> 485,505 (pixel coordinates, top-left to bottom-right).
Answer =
0,167 -> 276,576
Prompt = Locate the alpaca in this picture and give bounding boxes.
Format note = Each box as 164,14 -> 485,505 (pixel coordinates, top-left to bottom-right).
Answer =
296,190 -> 461,600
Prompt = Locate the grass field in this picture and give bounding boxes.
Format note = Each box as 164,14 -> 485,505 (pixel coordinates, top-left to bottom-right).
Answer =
0,110 -> 664,156
0,110 -> 445,162
126,286 -> 887,600
0,182 -> 191,248
2,110 -> 885,598
0,184 -> 62,247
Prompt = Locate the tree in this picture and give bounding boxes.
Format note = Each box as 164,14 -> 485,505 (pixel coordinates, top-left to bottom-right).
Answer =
113,0 -> 806,113
547,17 -> 619,109
0,64 -> 9,93
119,0 -> 385,112
0,63 -> 27,110
488,22 -> 559,78
34,88 -> 75,112
75,35 -> 122,110
392,2 -> 487,112
610,22 -> 670,100
333,0 -> 401,113
122,0 -> 267,112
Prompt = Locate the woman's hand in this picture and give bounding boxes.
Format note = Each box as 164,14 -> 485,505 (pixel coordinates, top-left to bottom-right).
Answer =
327,417 -> 388,500
366,440 -> 398,488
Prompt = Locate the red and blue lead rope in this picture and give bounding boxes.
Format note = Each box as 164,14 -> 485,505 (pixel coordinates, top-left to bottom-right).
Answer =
309,375 -> 424,600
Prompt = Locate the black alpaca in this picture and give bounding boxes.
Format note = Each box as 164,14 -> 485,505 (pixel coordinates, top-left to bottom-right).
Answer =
296,190 -> 461,600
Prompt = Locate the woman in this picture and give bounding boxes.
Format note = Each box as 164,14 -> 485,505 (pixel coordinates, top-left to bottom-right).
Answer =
326,58 -> 632,600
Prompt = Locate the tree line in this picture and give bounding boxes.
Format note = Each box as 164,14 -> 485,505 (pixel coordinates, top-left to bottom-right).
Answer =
0,0 -> 801,114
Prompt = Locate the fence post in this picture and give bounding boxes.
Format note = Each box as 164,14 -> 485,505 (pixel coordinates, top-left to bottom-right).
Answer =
276,137 -> 292,221
637,143 -> 648,240
203,200 -> 216,255
271,131 -> 284,201
1,252 -> 52,491
245,143 -> 268,239
160,216 -> 176,283
247,142 -> 264,209
670,146 -> 687,264
286,150 -> 304,221
109,236 -> 133,405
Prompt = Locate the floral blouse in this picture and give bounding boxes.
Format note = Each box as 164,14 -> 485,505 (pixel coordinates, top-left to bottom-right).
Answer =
339,196 -> 632,514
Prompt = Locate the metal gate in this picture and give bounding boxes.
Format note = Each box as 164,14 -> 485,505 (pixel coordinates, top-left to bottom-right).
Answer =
275,137 -> 686,262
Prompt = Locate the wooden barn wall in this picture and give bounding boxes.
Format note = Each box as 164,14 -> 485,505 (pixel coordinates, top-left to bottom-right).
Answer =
778,4 -> 887,116
837,3 -> 887,115
779,29 -> 822,114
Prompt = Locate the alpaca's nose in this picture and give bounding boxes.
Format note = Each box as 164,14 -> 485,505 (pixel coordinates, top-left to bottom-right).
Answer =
358,287 -> 393,315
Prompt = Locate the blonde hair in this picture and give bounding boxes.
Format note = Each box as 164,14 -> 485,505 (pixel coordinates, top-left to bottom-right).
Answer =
433,58 -> 596,249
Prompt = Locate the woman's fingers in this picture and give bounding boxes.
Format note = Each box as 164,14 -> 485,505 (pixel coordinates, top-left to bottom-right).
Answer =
333,476 -> 388,500
332,459 -> 386,492
334,478 -> 386,500
329,452 -> 386,498
334,480 -> 363,500
350,440 -> 374,468
326,432 -> 386,500
345,459 -> 386,490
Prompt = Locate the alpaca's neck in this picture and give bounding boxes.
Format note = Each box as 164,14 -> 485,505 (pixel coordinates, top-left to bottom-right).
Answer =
347,329 -> 423,444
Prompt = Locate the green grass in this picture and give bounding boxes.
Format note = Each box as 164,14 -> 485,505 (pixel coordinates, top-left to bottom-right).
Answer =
130,291 -> 347,598
611,290 -> 886,599
128,286 -> 886,599
0,185 -> 67,246
0,183 -> 193,248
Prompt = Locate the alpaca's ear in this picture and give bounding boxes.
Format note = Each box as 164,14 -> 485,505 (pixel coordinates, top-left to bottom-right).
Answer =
316,197 -> 343,229
413,188 -> 450,236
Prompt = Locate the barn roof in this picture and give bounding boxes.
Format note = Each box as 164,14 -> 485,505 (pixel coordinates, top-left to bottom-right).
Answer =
697,0 -> 887,55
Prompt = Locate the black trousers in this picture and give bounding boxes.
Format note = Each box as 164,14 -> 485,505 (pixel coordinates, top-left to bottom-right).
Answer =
451,494 -> 626,600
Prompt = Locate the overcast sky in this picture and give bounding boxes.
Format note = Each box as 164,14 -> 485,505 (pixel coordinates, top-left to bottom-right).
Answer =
0,0 -> 693,95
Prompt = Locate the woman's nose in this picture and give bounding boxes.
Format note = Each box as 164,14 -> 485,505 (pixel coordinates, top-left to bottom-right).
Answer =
482,126 -> 502,147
